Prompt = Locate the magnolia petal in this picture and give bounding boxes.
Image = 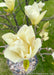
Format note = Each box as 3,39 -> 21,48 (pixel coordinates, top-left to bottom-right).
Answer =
38,1 -> 45,9
8,39 -> 28,55
25,5 -> 40,20
39,31 -> 48,37
17,25 -> 30,44
52,52 -> 54,59
2,33 -> 17,45
17,25 -> 35,44
25,26 -> 35,44
43,32 -> 48,37
39,32 -> 43,37
43,36 -> 49,41
32,2 -> 40,13
17,25 -> 28,41
4,48 -> 23,63
31,38 -> 42,57
0,2 -> 7,7
34,10 -> 47,25
4,0 -> 15,11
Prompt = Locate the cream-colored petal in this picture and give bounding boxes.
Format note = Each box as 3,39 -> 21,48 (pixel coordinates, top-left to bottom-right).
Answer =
2,33 -> 17,45
17,25 -> 35,44
33,10 -> 47,25
32,2 -> 40,12
25,5 -> 40,20
38,1 -> 45,9
43,32 -> 48,37
0,2 -> 7,7
31,38 -> 42,57
39,32 -> 43,37
25,26 -> 35,44
4,48 -> 23,63
17,25 -> 28,41
43,36 -> 49,41
39,31 -> 48,37
4,0 -> 15,11
9,39 -> 28,54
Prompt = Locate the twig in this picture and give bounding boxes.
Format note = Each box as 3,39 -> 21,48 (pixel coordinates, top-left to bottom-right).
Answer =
18,0 -> 25,14
42,15 -> 54,21
0,22 -> 17,32
39,51 -> 45,61
42,53 -> 52,55
25,0 -> 28,5
34,26 -> 37,36
39,47 -> 54,52
15,0 -> 24,12
0,45 -> 8,48
38,47 -> 53,61
0,23 -> 11,27
12,12 -> 19,31
0,15 -> 12,26
25,0 -> 29,25
34,0 -> 36,1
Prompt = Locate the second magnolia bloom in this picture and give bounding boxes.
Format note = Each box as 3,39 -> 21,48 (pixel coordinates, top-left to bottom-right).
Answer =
0,0 -> 15,12
25,1 -> 47,25
2,25 -> 42,63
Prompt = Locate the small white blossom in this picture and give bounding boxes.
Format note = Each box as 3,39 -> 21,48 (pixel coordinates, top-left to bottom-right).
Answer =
52,52 -> 54,59
0,0 -> 15,11
48,48 -> 52,51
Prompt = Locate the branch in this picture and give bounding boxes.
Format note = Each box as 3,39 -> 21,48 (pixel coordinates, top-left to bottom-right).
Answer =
0,22 -> 17,32
41,53 -> 52,55
38,47 -> 53,61
39,51 -> 45,61
15,0 -> 24,13
12,12 -> 19,31
0,23 -> 11,27
39,47 -> 54,52
25,0 -> 28,5
25,0 -> 29,25
0,15 -> 12,25
42,15 -> 54,21
18,0 -> 25,14
0,45 -> 8,48
34,0 -> 36,1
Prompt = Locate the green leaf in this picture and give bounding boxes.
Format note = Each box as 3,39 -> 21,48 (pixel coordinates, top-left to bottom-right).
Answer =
23,60 -> 29,71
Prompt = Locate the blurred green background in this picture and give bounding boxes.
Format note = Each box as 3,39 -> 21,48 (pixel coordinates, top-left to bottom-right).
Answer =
0,0 -> 54,75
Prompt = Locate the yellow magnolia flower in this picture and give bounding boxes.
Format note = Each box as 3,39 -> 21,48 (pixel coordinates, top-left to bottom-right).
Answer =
39,21 -> 49,41
25,1 -> 47,25
2,25 -> 42,63
39,31 -> 49,41
0,0 -> 15,12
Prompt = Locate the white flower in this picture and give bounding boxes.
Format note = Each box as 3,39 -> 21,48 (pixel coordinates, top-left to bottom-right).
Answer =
52,52 -> 54,59
2,25 -> 42,63
0,0 -> 15,11
38,1 -> 45,11
39,21 -> 49,41
39,31 -> 49,41
25,2 -> 47,25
